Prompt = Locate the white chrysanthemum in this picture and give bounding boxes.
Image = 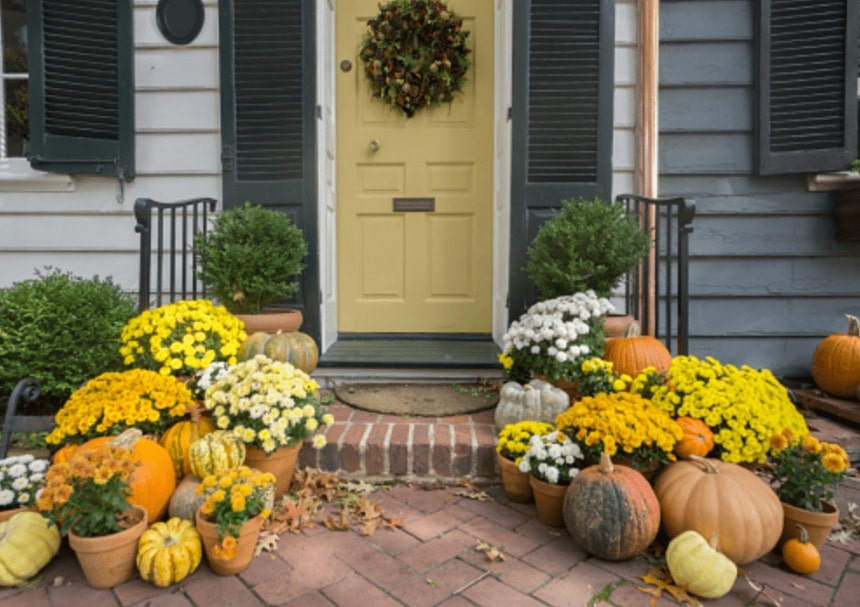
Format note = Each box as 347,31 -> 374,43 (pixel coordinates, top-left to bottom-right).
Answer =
7,464 -> 26,478
0,489 -> 14,507
11,477 -> 29,491
544,466 -> 560,485
28,459 -> 48,473
312,435 -> 326,449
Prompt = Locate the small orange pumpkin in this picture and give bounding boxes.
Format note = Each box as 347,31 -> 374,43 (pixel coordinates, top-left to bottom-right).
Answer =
673,417 -> 715,459
811,314 -> 860,399
53,429 -> 177,523
782,524 -> 821,575
602,321 -> 672,378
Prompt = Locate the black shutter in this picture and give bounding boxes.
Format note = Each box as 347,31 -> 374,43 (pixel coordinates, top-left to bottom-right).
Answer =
757,0 -> 858,174
218,0 -> 319,337
509,0 -> 615,318
26,0 -> 135,178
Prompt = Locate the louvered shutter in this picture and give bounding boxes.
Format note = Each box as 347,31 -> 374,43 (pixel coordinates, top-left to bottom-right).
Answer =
219,0 -> 315,207
218,0 -> 319,336
509,0 -> 615,318
26,0 -> 135,178
758,0 -> 858,174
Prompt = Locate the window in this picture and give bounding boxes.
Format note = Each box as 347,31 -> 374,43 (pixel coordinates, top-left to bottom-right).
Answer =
757,0 -> 858,175
1,0 -> 27,159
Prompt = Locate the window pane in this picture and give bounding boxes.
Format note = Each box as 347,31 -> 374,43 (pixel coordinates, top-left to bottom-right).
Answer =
3,0 -> 27,157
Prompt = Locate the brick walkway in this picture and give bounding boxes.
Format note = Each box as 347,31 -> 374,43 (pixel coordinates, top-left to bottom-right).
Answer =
2,478 -> 859,607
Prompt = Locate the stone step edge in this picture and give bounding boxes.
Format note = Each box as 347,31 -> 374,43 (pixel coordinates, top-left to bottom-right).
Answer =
298,418 -> 499,483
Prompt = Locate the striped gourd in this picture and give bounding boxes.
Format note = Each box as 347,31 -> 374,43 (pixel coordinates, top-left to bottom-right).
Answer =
160,417 -> 217,478
188,431 -> 246,479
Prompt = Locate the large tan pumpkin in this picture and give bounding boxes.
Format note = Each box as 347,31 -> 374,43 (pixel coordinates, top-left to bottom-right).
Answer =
564,452 -> 661,561
811,314 -> 860,399
239,330 -> 319,373
653,456 -> 783,565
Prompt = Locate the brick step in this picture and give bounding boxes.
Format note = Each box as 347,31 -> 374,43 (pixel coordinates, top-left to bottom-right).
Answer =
298,401 -> 499,483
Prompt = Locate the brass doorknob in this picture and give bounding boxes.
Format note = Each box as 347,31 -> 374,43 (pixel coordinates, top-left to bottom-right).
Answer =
369,139 -> 381,152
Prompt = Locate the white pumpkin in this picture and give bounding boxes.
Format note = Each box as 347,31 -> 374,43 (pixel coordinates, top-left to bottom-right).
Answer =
494,380 -> 570,429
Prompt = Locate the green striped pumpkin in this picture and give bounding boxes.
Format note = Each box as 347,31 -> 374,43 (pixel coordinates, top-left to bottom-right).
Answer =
239,330 -> 319,374
188,430 -> 246,479
160,417 -> 216,478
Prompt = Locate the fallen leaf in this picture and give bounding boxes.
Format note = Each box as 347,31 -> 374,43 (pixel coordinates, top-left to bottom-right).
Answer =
455,489 -> 491,502
475,541 -> 506,562
637,567 -> 702,607
254,529 -> 280,555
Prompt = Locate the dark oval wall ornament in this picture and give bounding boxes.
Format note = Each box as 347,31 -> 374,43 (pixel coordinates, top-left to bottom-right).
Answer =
156,0 -> 205,45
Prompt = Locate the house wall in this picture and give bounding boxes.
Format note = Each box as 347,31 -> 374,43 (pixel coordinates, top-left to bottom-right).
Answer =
659,0 -> 860,378
0,0 -> 221,291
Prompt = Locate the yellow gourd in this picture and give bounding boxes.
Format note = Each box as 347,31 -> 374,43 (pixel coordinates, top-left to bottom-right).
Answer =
188,430 -> 246,479
0,511 -> 61,586
666,530 -> 737,598
136,517 -> 202,587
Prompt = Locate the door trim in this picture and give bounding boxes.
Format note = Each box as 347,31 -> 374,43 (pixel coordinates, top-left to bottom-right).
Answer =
316,0 -> 512,352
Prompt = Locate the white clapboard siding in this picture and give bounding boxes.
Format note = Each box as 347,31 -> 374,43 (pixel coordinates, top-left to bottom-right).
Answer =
612,0 -> 638,199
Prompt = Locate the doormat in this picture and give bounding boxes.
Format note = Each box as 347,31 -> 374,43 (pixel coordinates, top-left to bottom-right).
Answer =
333,383 -> 499,417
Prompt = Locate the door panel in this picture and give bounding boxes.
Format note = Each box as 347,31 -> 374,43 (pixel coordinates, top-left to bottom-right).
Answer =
336,0 -> 494,333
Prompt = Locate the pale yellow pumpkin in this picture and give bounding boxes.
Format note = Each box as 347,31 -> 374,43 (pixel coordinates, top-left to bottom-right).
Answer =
666,530 -> 737,598
494,379 -> 569,429
0,511 -> 61,586
136,517 -> 202,587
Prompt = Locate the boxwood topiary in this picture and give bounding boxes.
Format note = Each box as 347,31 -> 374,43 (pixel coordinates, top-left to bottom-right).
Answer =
526,197 -> 652,299
0,268 -> 137,414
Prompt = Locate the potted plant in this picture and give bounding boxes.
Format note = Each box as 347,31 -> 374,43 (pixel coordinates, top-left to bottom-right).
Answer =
36,440 -> 148,588
495,420 -> 555,503
499,290 -> 614,392
526,197 -> 652,300
525,197 -> 651,337
767,429 -> 850,550
194,202 -> 308,332
203,355 -> 334,497
517,430 -> 585,526
119,299 -> 246,378
194,465 -> 275,575
45,369 -> 195,449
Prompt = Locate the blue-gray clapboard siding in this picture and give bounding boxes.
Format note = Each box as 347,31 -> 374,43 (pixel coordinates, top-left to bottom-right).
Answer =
659,0 -> 860,378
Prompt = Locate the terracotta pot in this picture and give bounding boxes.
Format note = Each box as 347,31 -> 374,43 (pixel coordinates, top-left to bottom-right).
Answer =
604,313 -> 636,340
497,452 -> 533,503
529,476 -> 568,527
68,506 -> 148,589
236,309 -> 303,334
780,500 -> 840,550
0,506 -> 32,522
243,444 -> 301,499
195,507 -> 264,575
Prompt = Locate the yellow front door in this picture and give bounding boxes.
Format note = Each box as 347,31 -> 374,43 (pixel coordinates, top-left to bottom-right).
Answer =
336,0 -> 494,333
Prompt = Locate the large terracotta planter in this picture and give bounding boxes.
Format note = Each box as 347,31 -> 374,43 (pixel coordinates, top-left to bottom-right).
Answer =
497,452 -> 533,503
236,309 -> 303,334
195,508 -> 264,575
604,314 -> 636,340
0,506 -> 32,523
529,476 -> 568,527
244,444 -> 301,499
68,506 -> 148,589
780,500 -> 840,550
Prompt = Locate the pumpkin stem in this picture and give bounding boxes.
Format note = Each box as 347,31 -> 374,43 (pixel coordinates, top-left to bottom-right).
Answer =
622,321 -> 642,338
598,451 -> 614,474
108,428 -> 143,450
688,454 -> 719,474
795,524 -> 810,545
846,314 -> 860,337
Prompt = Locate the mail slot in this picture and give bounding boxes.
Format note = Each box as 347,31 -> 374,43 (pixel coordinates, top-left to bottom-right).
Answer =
393,197 -> 435,212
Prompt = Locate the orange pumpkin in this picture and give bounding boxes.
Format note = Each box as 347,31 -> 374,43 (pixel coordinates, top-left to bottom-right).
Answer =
53,430 -> 177,523
564,452 -> 661,561
811,314 -> 860,399
782,524 -> 821,575
159,417 -> 216,478
673,417 -> 715,459
603,321 -> 672,378
654,456 -> 783,565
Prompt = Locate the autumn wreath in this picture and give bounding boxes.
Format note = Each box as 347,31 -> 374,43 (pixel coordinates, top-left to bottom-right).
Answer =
359,0 -> 471,118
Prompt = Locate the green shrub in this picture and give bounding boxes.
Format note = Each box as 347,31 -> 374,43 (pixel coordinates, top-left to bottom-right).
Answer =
194,202 -> 308,314
0,268 -> 137,414
526,197 -> 652,299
